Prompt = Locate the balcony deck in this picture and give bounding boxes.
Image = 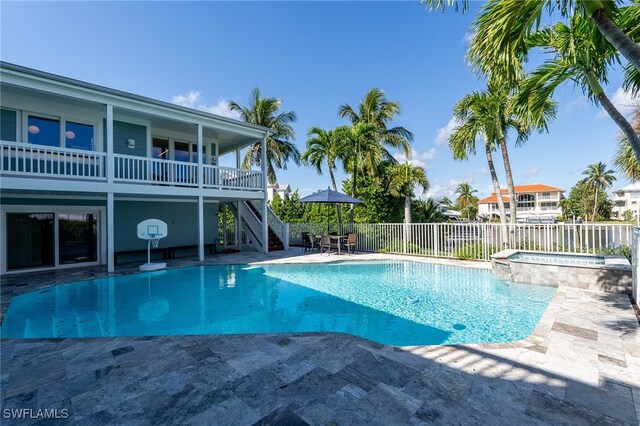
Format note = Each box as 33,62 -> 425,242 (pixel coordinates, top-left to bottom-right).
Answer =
1,140 -> 264,196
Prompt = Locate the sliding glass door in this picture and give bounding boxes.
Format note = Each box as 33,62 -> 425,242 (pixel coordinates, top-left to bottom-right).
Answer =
5,210 -> 100,271
6,213 -> 55,270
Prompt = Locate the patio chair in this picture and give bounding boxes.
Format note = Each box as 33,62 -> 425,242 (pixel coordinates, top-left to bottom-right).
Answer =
320,234 -> 338,255
343,233 -> 358,255
301,232 -> 311,252
307,233 -> 320,252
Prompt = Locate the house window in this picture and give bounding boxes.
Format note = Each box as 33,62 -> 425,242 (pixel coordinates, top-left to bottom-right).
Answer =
65,121 -> 94,150
28,116 -> 60,147
27,115 -> 94,150
517,194 -> 535,209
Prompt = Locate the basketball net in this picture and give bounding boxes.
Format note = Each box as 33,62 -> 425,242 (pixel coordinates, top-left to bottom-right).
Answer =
151,238 -> 160,249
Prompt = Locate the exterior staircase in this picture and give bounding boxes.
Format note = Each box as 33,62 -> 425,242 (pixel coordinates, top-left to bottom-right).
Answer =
245,201 -> 284,251
227,200 -> 288,252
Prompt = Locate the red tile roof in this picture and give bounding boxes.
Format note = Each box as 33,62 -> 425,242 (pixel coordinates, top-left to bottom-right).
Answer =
478,184 -> 563,204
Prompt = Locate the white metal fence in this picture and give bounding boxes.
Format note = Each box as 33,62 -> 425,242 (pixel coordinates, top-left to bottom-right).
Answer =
289,222 -> 633,261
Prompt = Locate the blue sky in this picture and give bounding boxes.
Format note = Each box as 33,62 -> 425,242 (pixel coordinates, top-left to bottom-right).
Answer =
1,1 -> 637,199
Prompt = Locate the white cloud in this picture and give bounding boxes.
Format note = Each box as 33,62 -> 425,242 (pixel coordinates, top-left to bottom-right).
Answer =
393,148 -> 437,169
434,117 -> 460,145
461,31 -> 475,43
598,87 -> 638,119
523,166 -> 540,179
425,178 -> 464,200
171,90 -> 241,120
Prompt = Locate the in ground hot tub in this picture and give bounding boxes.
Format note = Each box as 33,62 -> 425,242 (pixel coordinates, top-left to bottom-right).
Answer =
491,250 -> 632,293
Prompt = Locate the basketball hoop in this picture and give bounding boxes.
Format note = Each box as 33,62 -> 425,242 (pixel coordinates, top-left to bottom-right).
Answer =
137,219 -> 168,271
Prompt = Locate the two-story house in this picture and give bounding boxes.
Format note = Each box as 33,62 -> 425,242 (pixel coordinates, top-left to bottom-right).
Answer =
477,184 -> 565,222
612,182 -> 640,220
0,62 -> 286,274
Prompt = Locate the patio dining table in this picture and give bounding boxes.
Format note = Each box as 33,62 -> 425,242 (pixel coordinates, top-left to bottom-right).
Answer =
316,234 -> 347,255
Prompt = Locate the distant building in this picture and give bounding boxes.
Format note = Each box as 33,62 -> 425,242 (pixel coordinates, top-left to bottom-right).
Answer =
612,182 -> 640,219
477,184 -> 565,222
267,183 -> 292,201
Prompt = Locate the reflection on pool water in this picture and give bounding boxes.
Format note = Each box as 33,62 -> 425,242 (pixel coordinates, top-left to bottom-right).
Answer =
1,261 -> 556,346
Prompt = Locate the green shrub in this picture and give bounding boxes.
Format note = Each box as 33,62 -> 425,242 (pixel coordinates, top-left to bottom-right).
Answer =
454,242 -> 498,260
598,245 -> 632,262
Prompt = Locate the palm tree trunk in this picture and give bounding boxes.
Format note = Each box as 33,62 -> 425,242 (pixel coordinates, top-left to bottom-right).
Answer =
499,138 -> 517,241
404,194 -> 411,248
588,6 -> 640,73
404,194 -> 411,225
593,187 -> 598,221
485,139 -> 508,247
585,72 -> 640,164
329,169 -> 342,223
350,159 -> 357,223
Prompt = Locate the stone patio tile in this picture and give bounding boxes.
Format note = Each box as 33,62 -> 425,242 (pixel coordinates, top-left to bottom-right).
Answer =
525,390 -> 624,426
269,358 -> 317,384
296,393 -> 376,425
188,395 -> 260,426
226,350 -> 277,376
355,383 -> 417,425
599,354 -> 627,368
276,367 -> 347,411
334,350 -> 419,392
413,392 -> 488,425
552,322 -> 598,341
564,379 -> 637,424
252,406 -> 309,426
224,366 -> 285,418
133,383 -> 221,425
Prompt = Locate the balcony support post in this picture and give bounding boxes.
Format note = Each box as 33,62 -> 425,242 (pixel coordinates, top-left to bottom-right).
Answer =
198,195 -> 204,261
235,148 -> 241,250
261,134 -> 269,254
197,124 -> 203,189
106,104 -> 114,185
107,192 -> 115,272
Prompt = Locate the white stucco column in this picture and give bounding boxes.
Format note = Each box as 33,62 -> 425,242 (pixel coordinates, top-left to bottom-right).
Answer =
197,124 -> 203,189
236,148 -> 242,250
261,135 -> 269,254
106,105 -> 114,184
107,192 -> 114,272
198,195 -> 204,261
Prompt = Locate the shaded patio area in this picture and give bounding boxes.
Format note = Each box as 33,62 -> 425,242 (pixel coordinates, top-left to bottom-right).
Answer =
1,251 -> 639,425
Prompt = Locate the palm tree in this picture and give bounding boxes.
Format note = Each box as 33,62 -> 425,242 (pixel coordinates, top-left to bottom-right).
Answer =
581,162 -> 616,220
463,0 -> 640,83
338,88 -> 413,160
454,182 -> 479,220
440,196 -> 453,207
414,199 -> 447,223
333,123 -> 379,222
228,88 -> 301,184
301,127 -> 348,222
449,91 -> 509,243
613,106 -> 640,181
515,16 -> 640,164
387,162 -> 429,225
474,85 -> 556,228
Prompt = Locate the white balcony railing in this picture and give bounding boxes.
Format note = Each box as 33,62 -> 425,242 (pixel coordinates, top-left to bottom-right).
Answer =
113,154 -> 198,187
1,140 -> 106,180
1,141 -> 265,193
203,164 -> 263,191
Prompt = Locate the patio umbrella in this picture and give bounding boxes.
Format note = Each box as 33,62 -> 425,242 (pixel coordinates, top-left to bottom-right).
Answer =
297,187 -> 362,233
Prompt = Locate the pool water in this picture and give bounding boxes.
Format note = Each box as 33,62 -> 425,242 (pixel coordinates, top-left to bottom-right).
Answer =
1,261 -> 556,346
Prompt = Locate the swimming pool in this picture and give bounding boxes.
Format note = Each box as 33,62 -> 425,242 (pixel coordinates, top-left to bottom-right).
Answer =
1,261 -> 556,345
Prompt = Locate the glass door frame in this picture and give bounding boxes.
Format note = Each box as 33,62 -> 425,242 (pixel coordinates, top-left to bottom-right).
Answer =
0,204 -> 106,274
